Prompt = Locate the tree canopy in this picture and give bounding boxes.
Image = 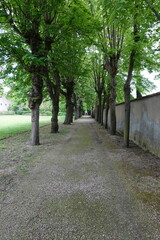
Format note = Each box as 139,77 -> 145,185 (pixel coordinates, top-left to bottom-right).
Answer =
0,0 -> 159,145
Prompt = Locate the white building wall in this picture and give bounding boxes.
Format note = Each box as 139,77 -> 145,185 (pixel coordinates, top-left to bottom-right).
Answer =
0,96 -> 13,113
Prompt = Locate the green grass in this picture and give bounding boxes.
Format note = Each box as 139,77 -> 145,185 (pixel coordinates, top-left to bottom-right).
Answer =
0,115 -> 65,140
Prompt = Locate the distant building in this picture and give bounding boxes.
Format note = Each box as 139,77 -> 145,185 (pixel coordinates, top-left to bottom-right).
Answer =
0,95 -> 13,113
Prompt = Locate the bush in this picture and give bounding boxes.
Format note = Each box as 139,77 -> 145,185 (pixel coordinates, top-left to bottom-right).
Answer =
8,103 -> 31,115
0,111 -> 15,115
58,112 -> 65,116
39,109 -> 52,116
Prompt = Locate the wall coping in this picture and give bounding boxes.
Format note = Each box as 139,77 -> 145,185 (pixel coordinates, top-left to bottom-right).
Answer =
116,91 -> 160,106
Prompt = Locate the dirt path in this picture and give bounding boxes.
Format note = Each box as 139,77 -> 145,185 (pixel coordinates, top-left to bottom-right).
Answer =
0,117 -> 160,240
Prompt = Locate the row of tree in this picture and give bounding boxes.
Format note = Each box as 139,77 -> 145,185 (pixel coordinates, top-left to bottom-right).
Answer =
89,0 -> 159,147
0,0 -> 159,146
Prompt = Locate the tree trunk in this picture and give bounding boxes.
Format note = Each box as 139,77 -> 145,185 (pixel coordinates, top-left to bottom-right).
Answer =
31,103 -> 40,145
110,74 -> 116,135
124,51 -> 135,147
75,106 -> 81,120
101,105 -> 104,125
73,94 -> 80,120
29,35 -> 44,145
124,84 -> 131,147
44,67 -> 60,134
91,106 -> 94,118
51,100 -> 59,133
74,108 -> 78,120
105,94 -> 110,129
136,89 -> 142,99
101,91 -> 106,126
124,13 -> 138,147
29,75 -> 43,145
105,107 -> 109,129
62,79 -> 74,125
95,104 -> 99,122
51,70 -> 60,133
64,97 -> 74,124
78,100 -> 83,118
104,25 -> 124,135
98,94 -> 102,124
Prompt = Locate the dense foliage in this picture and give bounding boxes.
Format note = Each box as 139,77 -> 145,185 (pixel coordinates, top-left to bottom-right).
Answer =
0,0 -> 159,145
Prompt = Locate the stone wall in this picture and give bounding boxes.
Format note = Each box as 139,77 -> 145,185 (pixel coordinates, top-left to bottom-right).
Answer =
103,92 -> 160,157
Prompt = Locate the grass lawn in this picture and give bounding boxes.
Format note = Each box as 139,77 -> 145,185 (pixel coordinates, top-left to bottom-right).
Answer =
0,115 -> 65,140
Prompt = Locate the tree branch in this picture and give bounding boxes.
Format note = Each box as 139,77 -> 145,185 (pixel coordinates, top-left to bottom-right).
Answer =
144,0 -> 160,20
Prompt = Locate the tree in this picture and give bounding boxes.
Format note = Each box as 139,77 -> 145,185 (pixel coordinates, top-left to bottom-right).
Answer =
1,0 -> 159,146
122,0 -> 159,147
57,33 -> 92,124
90,0 -> 125,134
44,62 -> 61,133
144,0 -> 160,20
91,52 -> 105,123
0,0 -> 66,145
124,12 -> 139,147
103,24 -> 124,135
74,69 -> 96,119
0,61 -> 31,104
44,0 -> 97,127
1,1 -> 44,145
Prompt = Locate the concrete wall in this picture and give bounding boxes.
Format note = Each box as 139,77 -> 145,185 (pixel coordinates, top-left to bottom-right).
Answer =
103,92 -> 160,157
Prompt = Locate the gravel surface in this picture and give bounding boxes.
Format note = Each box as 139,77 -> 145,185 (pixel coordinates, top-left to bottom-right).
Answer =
0,117 -> 160,240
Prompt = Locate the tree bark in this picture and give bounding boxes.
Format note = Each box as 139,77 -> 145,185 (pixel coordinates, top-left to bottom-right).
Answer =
75,105 -> 81,120
104,25 -> 124,135
51,70 -> 60,133
28,73 -> 43,145
61,79 -> 74,125
28,30 -> 44,145
31,103 -> 40,145
124,84 -> 131,147
98,94 -> 102,124
124,55 -> 135,147
124,14 -> 138,147
51,100 -> 59,133
105,106 -> 109,129
101,91 -> 106,126
64,96 -> 74,124
95,104 -> 99,122
110,74 -> 116,135
73,94 -> 80,120
44,66 -> 60,133
105,91 -> 110,129
29,86 -> 42,146
74,95 -> 78,120
91,106 -> 95,118
77,100 -> 83,118
136,89 -> 142,99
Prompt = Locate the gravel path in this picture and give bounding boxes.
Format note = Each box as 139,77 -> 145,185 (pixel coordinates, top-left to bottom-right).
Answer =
0,117 -> 160,240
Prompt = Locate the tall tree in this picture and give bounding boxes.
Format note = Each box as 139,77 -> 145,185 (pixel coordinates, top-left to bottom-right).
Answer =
0,0 -> 65,144
90,0 -> 126,134
122,0 -> 159,146
103,24 -> 124,134
124,12 -> 139,147
91,52 -> 105,124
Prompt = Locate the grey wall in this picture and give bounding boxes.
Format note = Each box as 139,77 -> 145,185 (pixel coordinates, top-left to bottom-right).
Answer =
103,93 -> 160,157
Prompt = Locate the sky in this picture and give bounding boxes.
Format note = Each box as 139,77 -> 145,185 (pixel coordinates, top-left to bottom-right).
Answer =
1,70 -> 160,96
142,70 -> 160,94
